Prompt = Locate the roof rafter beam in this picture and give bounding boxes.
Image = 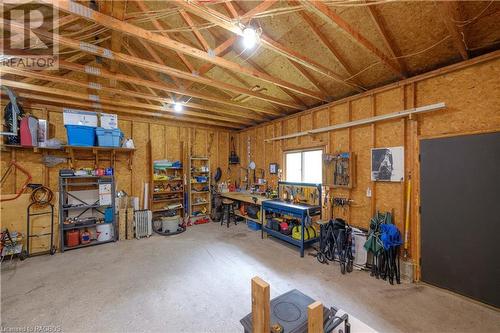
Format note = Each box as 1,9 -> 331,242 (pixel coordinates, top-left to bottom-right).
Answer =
365,1 -> 409,76
57,59 -> 280,117
436,1 -> 469,60
179,9 -> 210,51
300,0 -> 404,78
135,0 -> 196,73
1,79 -> 247,128
290,1 -> 365,88
11,92 -> 240,129
99,0 -> 128,87
3,18 -> 300,110
45,0 -> 325,101
175,0 -> 363,93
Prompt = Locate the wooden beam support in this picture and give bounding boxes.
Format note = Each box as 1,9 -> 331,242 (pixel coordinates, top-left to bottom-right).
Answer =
45,0 -> 326,101
292,2 -> 365,88
135,0 -> 196,73
2,18 -> 300,110
437,1 -> 469,60
6,92 -> 241,129
251,277 -> 270,333
2,66 -> 261,122
179,0 -> 362,93
179,9 -> 210,51
57,59 -> 280,116
307,301 -> 323,333
365,2 -> 409,76
247,59 -> 307,108
1,79 -> 247,128
287,60 -> 330,98
301,0 -> 404,78
99,0 -> 128,87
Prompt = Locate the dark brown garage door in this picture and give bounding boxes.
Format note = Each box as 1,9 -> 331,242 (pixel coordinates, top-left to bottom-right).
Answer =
420,131 -> 500,308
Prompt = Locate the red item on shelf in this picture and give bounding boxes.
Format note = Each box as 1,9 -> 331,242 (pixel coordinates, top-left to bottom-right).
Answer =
193,217 -> 210,225
65,230 -> 80,247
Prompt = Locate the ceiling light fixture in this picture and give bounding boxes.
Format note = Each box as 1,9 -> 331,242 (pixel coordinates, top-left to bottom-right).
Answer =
174,102 -> 183,113
242,27 -> 258,49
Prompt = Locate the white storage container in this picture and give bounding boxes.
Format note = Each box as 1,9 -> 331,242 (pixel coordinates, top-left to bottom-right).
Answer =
97,223 -> 113,242
63,108 -> 98,127
100,113 -> 118,129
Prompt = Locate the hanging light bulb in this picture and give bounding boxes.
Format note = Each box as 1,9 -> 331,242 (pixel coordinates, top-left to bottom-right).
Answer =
174,102 -> 183,112
242,27 -> 258,49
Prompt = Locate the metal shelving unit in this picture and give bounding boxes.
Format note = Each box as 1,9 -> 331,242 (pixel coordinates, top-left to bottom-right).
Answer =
188,157 -> 211,219
59,175 -> 116,252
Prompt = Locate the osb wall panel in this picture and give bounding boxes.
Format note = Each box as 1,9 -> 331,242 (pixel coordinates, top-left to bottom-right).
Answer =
235,57 -> 500,262
1,109 -> 233,245
0,193 -> 60,253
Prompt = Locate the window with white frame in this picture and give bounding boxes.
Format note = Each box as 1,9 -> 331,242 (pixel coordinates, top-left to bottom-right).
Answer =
285,149 -> 323,183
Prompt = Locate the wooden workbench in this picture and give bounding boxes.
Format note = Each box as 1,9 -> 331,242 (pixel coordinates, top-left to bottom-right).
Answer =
219,192 -> 270,225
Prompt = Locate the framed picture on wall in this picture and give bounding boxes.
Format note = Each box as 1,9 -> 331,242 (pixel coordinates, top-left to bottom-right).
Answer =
371,147 -> 404,182
269,163 -> 278,174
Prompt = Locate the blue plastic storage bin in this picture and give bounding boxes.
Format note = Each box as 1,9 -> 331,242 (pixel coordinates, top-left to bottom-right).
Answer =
96,127 -> 123,147
247,220 -> 262,231
65,125 -> 96,146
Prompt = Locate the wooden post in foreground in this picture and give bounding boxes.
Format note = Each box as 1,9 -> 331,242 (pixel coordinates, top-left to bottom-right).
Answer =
251,276 -> 270,333
308,301 -> 323,333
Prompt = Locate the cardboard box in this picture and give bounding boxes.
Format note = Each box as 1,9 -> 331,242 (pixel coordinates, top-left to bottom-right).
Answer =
63,108 -> 98,127
100,113 -> 118,129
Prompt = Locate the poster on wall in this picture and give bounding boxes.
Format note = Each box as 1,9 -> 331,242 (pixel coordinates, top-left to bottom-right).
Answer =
371,147 -> 404,182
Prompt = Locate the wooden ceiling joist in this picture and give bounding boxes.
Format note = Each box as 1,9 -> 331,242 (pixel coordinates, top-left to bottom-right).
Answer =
301,0 -> 405,78
175,0 -> 362,93
12,92 -> 239,129
135,0 -> 196,73
183,3 -> 276,96
100,0 -> 128,87
56,60 -> 280,117
179,9 -> 210,51
1,80 -> 246,128
45,0 -> 326,101
3,18 -> 300,110
1,66 -> 261,123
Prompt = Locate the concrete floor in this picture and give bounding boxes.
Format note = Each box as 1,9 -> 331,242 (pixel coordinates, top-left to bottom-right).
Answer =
2,222 -> 499,332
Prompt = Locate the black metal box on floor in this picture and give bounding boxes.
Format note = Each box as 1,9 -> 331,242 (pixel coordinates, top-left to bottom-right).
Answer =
240,289 -> 349,333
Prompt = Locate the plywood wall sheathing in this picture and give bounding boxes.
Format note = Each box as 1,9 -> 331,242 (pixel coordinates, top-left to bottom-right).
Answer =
234,57 -> 500,276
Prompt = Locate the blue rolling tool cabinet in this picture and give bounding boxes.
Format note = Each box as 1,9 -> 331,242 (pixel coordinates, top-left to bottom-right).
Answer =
261,182 -> 322,257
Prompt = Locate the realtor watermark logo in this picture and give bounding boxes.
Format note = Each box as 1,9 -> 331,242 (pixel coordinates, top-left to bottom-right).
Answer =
1,0 -> 59,70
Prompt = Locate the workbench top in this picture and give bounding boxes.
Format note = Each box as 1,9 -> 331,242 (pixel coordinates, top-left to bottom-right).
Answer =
219,192 -> 270,205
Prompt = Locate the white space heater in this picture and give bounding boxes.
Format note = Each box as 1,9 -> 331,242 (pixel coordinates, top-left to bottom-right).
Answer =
134,210 -> 152,239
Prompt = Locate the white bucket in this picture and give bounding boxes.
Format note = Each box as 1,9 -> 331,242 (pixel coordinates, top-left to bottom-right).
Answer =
96,223 -> 113,242
161,216 -> 180,233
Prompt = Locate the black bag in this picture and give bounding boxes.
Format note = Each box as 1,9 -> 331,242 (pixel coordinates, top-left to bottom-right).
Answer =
247,205 -> 259,219
266,219 -> 281,232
